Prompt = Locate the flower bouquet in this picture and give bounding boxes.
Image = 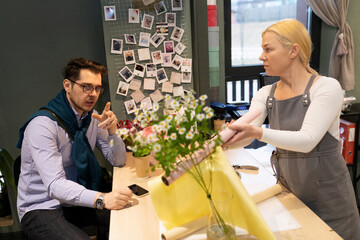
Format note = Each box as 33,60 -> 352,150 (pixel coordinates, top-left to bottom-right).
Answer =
117,91 -> 237,239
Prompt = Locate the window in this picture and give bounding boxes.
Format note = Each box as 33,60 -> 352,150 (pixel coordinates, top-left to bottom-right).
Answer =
224,0 -> 321,104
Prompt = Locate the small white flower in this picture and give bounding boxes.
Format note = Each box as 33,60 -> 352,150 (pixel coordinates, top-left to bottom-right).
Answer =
120,128 -> 129,135
166,115 -> 173,122
132,145 -> 138,152
165,94 -> 172,100
153,143 -> 162,152
153,103 -> 160,112
109,139 -> 114,147
163,123 -> 170,130
186,132 -> 194,140
178,128 -> 186,135
152,114 -> 159,121
206,112 -> 214,119
199,95 -> 208,101
170,133 -> 177,140
196,113 -> 205,121
203,106 -> 211,112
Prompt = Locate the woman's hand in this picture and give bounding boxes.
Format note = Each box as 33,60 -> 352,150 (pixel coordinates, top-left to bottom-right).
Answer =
223,122 -> 263,146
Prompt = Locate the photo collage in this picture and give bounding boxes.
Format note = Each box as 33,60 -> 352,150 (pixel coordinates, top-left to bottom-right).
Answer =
104,0 -> 191,115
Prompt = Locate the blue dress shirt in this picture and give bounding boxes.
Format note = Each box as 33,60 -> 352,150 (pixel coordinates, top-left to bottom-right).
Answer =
17,108 -> 126,221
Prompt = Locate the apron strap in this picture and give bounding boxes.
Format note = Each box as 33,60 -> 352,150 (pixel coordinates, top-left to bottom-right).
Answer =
266,82 -> 277,109
302,74 -> 317,106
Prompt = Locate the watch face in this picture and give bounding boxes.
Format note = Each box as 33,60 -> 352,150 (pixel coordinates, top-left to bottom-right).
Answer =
96,198 -> 104,209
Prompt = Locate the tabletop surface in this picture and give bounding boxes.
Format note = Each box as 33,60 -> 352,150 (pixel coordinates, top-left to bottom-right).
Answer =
109,149 -> 342,240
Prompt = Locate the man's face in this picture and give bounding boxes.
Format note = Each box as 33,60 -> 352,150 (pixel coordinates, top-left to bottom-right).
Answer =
63,69 -> 102,115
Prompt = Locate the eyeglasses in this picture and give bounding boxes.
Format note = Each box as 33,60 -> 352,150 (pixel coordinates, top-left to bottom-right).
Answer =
68,79 -> 104,94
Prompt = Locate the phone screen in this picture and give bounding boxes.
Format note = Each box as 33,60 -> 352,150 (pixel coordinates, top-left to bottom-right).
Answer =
128,184 -> 149,197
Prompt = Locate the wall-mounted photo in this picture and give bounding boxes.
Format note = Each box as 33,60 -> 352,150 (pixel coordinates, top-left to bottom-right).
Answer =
141,97 -> 153,110
171,0 -> 182,11
146,63 -> 157,77
124,99 -> 137,114
124,34 -> 137,45
172,54 -> 182,70
182,58 -> 192,72
119,66 -> 134,82
154,1 -> 167,15
116,81 -> 129,96
142,0 -> 155,6
150,33 -> 165,48
144,78 -> 156,90
161,53 -> 172,67
139,32 -> 151,47
138,48 -> 151,61
131,90 -> 146,103
164,41 -> 174,54
141,14 -> 154,30
161,81 -> 173,93
134,63 -> 145,77
128,9 -> 140,23
156,22 -> 168,35
123,50 -> 136,65
182,71 -> 191,83
111,38 -> 123,54
151,50 -> 163,65
165,13 -> 176,27
104,6 -> 116,21
171,27 -> 184,42
156,68 -> 168,83
129,79 -> 142,91
150,89 -> 163,103
174,42 -> 186,55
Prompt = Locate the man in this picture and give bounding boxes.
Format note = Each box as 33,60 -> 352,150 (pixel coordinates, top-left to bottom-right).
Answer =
16,58 -> 133,240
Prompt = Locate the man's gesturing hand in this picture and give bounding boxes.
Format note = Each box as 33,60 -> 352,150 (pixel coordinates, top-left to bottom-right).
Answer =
92,102 -> 118,135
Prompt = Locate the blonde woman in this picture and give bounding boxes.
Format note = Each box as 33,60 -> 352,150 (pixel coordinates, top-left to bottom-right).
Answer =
225,19 -> 360,239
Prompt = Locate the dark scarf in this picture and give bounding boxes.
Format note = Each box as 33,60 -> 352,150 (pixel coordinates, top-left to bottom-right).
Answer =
17,89 -> 101,190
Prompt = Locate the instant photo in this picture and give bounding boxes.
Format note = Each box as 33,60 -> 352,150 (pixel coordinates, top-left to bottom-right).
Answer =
129,9 -> 140,23
141,97 -> 153,110
181,58 -> 192,72
119,66 -> 135,82
150,33 -> 165,48
182,71 -> 191,83
166,13 -> 176,27
104,6 -> 116,21
144,78 -> 156,90
156,68 -> 168,83
174,42 -> 186,55
129,79 -> 142,91
172,54 -> 182,70
161,53 -> 172,67
164,41 -> 174,54
138,48 -> 151,61
171,0 -> 182,11
146,63 -> 157,77
124,34 -> 136,45
124,99 -> 137,114
151,51 -> 163,65
156,22 -> 168,35
134,63 -> 145,77
131,90 -> 146,103
150,89 -> 163,103
116,81 -> 129,96
139,32 -> 151,47
141,14 -> 154,30
111,38 -> 123,54
123,50 -> 136,65
170,27 -> 184,42
154,1 -> 167,15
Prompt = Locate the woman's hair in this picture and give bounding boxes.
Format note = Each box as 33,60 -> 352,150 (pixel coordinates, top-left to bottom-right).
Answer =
62,58 -> 108,81
262,19 -> 317,75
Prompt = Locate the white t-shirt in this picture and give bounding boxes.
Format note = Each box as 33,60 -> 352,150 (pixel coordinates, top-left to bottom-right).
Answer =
249,76 -> 343,153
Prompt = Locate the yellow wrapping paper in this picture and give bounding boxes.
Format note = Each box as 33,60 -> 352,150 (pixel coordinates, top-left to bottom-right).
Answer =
148,147 -> 276,240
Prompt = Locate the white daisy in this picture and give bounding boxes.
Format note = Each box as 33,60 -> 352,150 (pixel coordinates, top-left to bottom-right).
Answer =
170,133 -> 177,140
153,143 -> 162,152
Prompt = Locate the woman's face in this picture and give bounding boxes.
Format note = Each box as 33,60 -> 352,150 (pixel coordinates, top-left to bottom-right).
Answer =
259,31 -> 292,76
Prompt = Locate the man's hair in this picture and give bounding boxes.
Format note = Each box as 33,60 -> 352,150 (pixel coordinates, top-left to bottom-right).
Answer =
62,58 -> 108,81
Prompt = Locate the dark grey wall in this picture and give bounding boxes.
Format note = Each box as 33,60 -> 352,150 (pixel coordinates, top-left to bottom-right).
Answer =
0,1 -> 108,158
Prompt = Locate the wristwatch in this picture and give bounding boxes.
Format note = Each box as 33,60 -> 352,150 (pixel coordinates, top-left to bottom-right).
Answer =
95,193 -> 105,210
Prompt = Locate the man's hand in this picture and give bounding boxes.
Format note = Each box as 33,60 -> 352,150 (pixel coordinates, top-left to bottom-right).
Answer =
102,187 -> 133,210
92,102 -> 118,135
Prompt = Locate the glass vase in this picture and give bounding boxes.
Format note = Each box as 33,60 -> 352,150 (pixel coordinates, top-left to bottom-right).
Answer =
207,190 -> 236,240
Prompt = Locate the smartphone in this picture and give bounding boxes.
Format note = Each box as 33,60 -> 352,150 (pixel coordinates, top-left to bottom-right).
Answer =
128,184 -> 149,197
